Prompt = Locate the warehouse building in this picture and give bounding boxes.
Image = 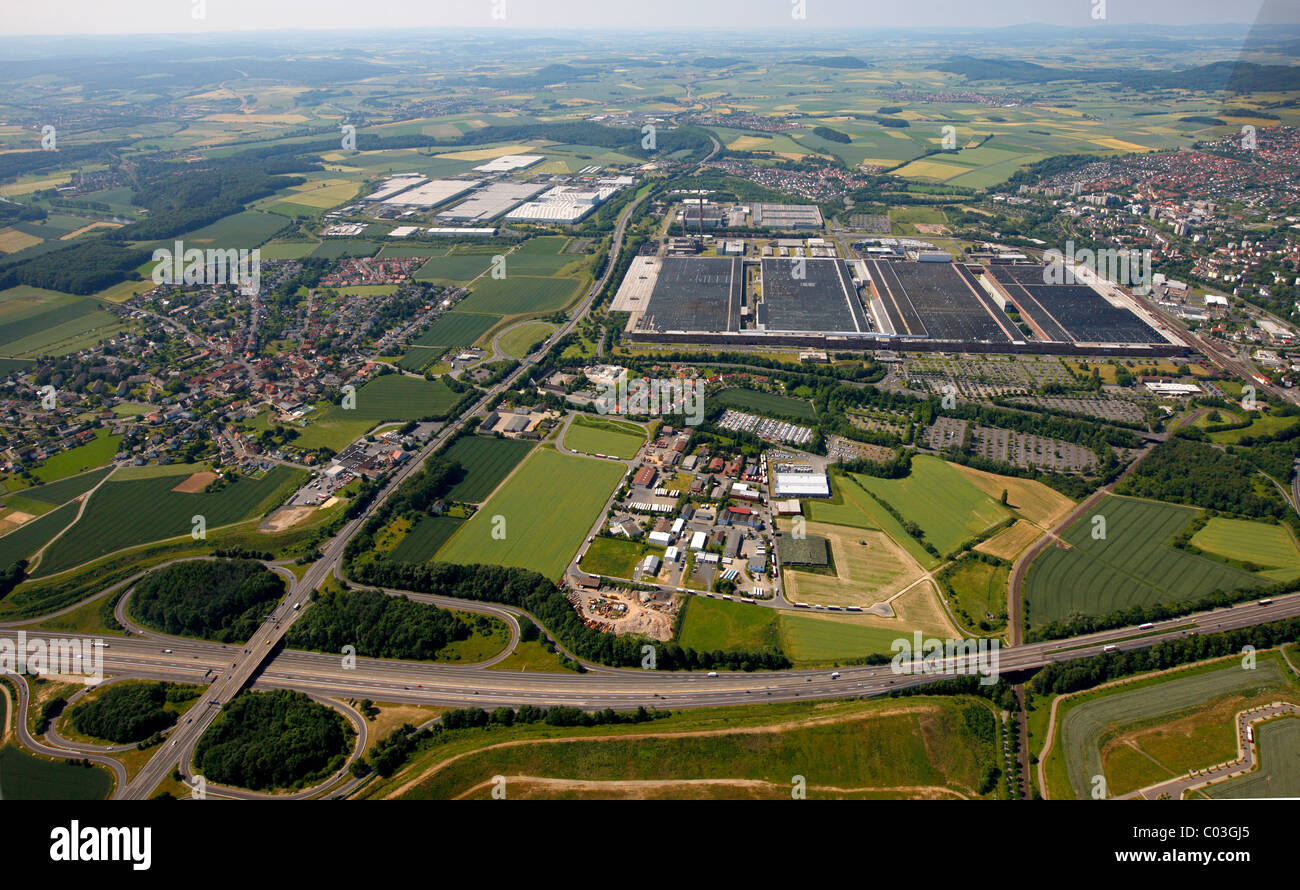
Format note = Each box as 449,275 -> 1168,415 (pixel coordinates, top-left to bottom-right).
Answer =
772,472 -> 830,498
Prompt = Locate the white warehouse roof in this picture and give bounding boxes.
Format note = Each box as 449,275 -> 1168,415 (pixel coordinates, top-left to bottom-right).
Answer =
773,473 -> 830,498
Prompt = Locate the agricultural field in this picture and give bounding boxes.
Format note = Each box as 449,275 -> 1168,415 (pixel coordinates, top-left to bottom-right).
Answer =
443,435 -> 534,503
362,696 -> 1002,800
456,275 -> 584,317
949,463 -> 1075,529
385,516 -> 465,564
1024,495 -> 1265,628
413,252 -> 497,285
778,519 -> 923,608
852,456 -> 1012,557
0,745 -> 114,800
0,502 -> 76,570
32,465 -> 305,577
562,415 -> 646,459
1190,517 -> 1300,582
713,387 -> 816,421
410,312 -> 501,349
168,210 -> 288,249
435,448 -> 625,579
1204,717 -> 1300,799
0,292 -> 129,358
295,375 -> 466,451
1047,656 -> 1298,800
3,467 -> 112,507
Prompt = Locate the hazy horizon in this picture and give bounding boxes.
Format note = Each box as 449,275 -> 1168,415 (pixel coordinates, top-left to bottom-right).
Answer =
2,0 -> 1297,37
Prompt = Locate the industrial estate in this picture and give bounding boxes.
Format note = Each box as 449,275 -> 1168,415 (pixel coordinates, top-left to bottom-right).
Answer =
0,5 -> 1298,814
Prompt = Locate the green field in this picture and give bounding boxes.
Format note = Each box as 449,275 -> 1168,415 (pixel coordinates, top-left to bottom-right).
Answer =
443,435 -> 534,503
373,695 -> 1000,800
31,431 -> 120,484
296,375 -> 466,451
0,501 -> 76,568
5,467 -> 112,507
1191,517 -> 1300,581
386,516 -> 464,564
170,210 -> 288,248
411,312 -> 501,348
776,612 -> 917,664
831,472 -> 940,569
435,448 -> 624,579
1205,717 -> 1300,799
414,252 -> 495,284
677,596 -> 783,654
498,322 -> 555,358
714,387 -> 816,421
853,457 -> 1011,557
938,556 -> 1010,635
580,536 -> 660,579
1055,658 -> 1294,800
562,415 -> 646,459
1024,495 -> 1264,628
0,745 -> 113,800
33,465 -> 304,577
396,346 -> 444,373
1207,413 -> 1300,444
457,276 -> 584,316
0,295 -> 129,358
803,478 -> 880,530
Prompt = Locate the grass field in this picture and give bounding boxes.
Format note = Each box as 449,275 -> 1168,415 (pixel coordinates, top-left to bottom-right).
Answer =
0,745 -> 114,800
1205,717 -> 1300,799
579,536 -> 659,578
1207,413 -> 1300,445
33,465 -> 304,577
1024,495 -> 1264,628
831,472 -> 940,570
853,456 -> 1012,557
1191,517 -> 1300,581
498,322 -> 555,358
443,435 -> 535,503
414,252 -> 495,284
1052,657 -> 1296,800
30,430 -> 120,484
411,312 -> 501,348
974,520 -> 1046,561
364,696 -> 1000,800
938,556 -> 1009,635
435,448 -> 625,579
713,387 -> 816,421
677,596 -> 782,652
562,415 -> 645,459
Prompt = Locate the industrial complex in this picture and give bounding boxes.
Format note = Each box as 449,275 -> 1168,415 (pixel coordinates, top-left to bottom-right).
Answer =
615,246 -> 1182,356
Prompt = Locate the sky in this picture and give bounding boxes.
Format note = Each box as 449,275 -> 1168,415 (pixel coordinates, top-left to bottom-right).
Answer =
0,0 -> 1294,36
